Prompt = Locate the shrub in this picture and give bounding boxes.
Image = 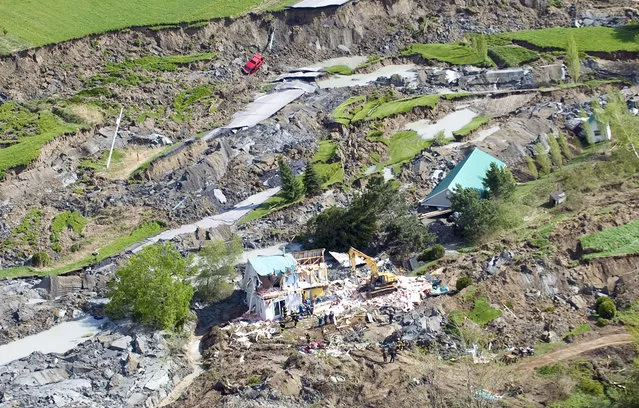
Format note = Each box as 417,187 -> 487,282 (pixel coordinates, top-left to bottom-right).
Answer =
32,252 -> 50,267
456,276 -> 473,291
596,318 -> 608,327
418,244 -> 445,262
431,130 -> 448,147
596,298 -> 616,319
247,375 -> 262,387
577,377 -> 604,396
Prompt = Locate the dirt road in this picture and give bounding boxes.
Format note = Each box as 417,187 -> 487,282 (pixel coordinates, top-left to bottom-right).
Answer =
519,332 -> 633,371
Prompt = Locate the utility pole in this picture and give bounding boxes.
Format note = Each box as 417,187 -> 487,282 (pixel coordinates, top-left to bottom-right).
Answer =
106,107 -> 124,170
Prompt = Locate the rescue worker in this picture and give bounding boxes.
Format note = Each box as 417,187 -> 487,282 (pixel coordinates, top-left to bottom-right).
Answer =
306,333 -> 311,345
292,313 -> 299,327
389,345 -> 397,363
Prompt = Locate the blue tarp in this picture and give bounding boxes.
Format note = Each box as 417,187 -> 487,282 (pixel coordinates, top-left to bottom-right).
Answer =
248,254 -> 297,277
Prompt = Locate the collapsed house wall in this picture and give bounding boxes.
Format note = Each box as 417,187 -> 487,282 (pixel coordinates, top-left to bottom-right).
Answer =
241,250 -> 330,320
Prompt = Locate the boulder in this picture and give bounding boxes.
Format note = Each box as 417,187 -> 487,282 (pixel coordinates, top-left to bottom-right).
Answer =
40,275 -> 83,298
144,369 -> 170,391
269,371 -> 301,397
14,368 -> 69,386
109,336 -> 133,351
122,352 -> 140,376
134,335 -> 149,355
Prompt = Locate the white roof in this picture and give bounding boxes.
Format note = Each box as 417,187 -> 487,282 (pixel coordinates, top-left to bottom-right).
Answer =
290,0 -> 351,8
328,251 -> 366,268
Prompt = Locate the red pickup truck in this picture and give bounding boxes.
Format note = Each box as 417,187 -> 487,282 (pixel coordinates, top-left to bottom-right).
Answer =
242,53 -> 265,75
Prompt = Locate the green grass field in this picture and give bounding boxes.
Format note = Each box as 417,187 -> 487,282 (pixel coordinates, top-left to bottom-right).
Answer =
388,130 -> 431,165
312,140 -> 343,187
497,26 -> 639,53
0,101 -> 85,176
331,96 -> 366,126
580,220 -> 639,259
403,43 -> 488,65
363,95 -> 440,122
453,116 -> 490,137
334,94 -> 441,125
0,220 -> 165,278
324,65 -> 354,75
0,0 -> 264,54
488,45 -> 539,67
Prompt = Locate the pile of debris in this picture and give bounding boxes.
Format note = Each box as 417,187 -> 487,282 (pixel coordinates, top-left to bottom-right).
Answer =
0,321 -> 190,407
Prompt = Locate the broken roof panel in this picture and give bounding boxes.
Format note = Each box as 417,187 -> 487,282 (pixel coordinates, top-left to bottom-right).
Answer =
248,254 -> 297,276
226,89 -> 305,129
289,0 -> 352,8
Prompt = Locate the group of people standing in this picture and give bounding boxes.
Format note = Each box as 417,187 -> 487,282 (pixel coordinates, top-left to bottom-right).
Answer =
279,300 -> 337,329
381,344 -> 398,363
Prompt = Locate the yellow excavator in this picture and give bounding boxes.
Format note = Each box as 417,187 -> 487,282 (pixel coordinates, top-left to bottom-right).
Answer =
348,247 -> 398,297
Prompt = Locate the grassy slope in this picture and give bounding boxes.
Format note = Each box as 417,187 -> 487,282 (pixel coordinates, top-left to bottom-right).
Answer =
453,116 -> 490,137
580,220 -> 639,259
324,65 -> 354,75
403,43 -> 487,65
488,45 -> 539,67
497,26 -> 639,52
0,103 -> 85,174
1,221 -> 165,278
364,95 -> 440,122
312,140 -> 343,187
0,0 -> 263,54
388,130 -> 431,165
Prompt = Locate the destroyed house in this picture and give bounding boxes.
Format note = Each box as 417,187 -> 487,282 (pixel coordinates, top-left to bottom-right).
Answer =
242,249 -> 329,320
420,148 -> 506,209
581,114 -> 612,143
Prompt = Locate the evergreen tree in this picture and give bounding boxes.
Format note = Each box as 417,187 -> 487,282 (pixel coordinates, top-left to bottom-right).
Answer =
278,157 -> 303,202
449,186 -> 499,242
557,131 -> 573,159
534,143 -> 552,176
525,157 -> 539,180
547,134 -> 563,167
566,34 -> 580,82
303,164 -> 322,196
482,162 -> 516,199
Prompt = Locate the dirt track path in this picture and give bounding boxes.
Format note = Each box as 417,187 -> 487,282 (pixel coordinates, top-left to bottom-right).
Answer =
519,332 -> 633,371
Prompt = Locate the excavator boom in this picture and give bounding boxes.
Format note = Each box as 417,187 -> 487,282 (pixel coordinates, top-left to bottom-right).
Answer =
348,247 -> 398,297
348,247 -> 379,282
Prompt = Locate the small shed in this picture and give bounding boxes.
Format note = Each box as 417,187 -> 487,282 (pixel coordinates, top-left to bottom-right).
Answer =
549,191 -> 566,207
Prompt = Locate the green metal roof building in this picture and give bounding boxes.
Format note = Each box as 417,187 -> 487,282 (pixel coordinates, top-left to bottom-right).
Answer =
421,148 -> 506,209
